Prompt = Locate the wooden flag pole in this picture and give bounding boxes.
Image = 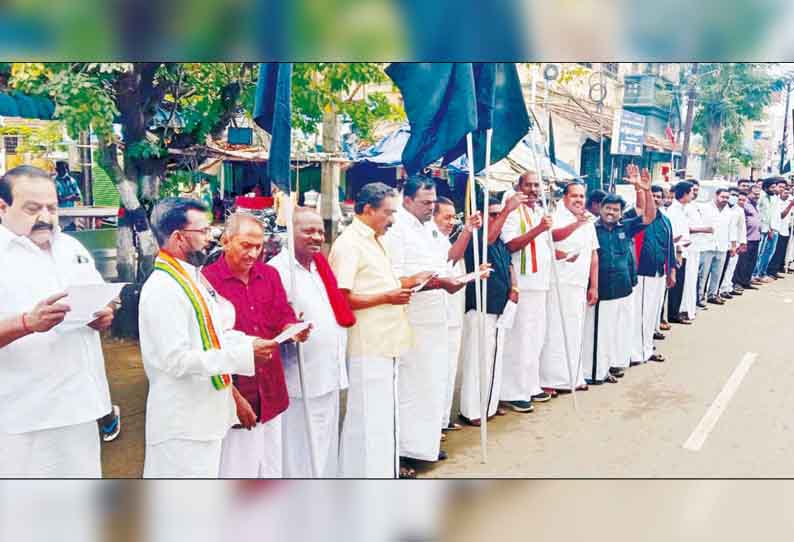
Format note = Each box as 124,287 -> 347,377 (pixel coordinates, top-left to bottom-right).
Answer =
467,133 -> 487,463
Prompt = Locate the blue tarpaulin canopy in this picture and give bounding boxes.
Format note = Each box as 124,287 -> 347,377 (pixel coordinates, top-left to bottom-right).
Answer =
0,91 -> 55,120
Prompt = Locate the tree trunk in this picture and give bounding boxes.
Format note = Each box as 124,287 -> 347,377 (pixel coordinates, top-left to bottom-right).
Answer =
703,118 -> 723,178
321,108 -> 341,244
680,63 -> 698,173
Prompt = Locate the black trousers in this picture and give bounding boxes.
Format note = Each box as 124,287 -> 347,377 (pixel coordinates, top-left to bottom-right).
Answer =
768,234 -> 789,276
735,239 -> 760,286
668,257 -> 686,318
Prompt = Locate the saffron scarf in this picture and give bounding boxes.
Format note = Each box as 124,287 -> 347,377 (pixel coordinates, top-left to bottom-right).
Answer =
519,205 -> 538,275
154,250 -> 231,390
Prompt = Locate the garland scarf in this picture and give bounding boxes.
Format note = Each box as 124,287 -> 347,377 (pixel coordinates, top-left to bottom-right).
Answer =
154,250 -> 231,390
519,205 -> 538,275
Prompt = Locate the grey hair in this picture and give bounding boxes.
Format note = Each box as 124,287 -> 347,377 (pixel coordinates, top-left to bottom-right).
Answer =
355,182 -> 397,214
223,212 -> 265,241
150,197 -> 207,245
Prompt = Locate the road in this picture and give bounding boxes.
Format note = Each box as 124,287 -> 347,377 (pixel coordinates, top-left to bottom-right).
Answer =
424,273 -> 794,478
102,274 -> 794,478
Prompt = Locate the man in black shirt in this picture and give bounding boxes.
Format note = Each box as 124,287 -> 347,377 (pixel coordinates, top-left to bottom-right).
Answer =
581,167 -> 655,385
459,192 -> 523,425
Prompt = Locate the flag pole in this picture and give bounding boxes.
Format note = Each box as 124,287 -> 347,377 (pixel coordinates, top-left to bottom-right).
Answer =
467,133 -> 487,463
480,128 -> 493,464
284,161 -> 321,479
527,89 -> 579,412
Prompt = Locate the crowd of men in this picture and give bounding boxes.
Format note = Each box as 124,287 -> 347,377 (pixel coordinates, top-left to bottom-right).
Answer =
2,162 -> 793,479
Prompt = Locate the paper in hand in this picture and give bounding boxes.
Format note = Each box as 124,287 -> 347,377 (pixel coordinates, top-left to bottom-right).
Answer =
411,273 -> 438,293
272,321 -> 312,344
454,268 -> 489,284
57,283 -> 127,332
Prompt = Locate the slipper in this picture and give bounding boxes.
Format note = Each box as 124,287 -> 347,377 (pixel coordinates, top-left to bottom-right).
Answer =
659,322 -> 671,331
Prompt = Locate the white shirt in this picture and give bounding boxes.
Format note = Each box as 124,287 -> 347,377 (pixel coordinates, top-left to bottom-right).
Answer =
666,200 -> 691,256
551,204 -> 599,288
383,206 -> 448,324
771,195 -> 784,233
268,251 -> 349,398
687,202 -> 717,252
778,197 -> 793,236
501,204 -> 552,291
0,226 -> 111,434
139,256 -> 255,445
701,201 -> 735,252
429,222 -> 465,328
730,204 -> 748,245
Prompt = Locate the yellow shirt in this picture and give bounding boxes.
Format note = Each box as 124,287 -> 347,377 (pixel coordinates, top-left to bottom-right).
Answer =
329,217 -> 413,358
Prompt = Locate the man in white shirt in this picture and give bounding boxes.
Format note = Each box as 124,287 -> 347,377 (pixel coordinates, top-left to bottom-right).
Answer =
719,188 -> 748,298
139,197 -> 276,478
767,184 -> 794,278
500,171 -> 556,410
540,182 -> 600,393
383,176 -> 465,473
431,197 -> 482,433
269,208 -> 350,478
0,165 -> 115,477
697,188 -> 734,305
665,181 -> 694,324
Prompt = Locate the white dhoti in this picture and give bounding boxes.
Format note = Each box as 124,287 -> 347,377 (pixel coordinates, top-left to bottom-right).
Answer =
501,290 -> 548,401
720,253 -> 739,295
144,438 -> 223,478
539,284 -> 587,390
630,275 -> 666,363
680,249 -> 700,319
282,390 -> 340,478
0,421 -> 101,478
460,312 -> 505,421
441,325 -> 463,428
581,295 -> 632,382
218,415 -> 283,478
339,356 -> 399,478
399,322 -> 447,462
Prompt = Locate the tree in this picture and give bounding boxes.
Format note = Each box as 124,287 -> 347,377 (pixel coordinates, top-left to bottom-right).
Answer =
692,63 -> 784,178
10,62 -> 258,282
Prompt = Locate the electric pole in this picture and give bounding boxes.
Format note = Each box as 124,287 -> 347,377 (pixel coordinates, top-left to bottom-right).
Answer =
680,63 -> 698,174
779,78 -> 792,174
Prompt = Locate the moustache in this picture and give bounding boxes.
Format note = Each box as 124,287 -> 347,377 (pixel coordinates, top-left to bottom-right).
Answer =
31,222 -> 54,231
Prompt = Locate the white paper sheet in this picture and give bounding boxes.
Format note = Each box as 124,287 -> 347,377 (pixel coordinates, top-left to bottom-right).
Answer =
272,321 -> 313,344
454,268 -> 489,284
496,300 -> 518,329
57,283 -> 127,331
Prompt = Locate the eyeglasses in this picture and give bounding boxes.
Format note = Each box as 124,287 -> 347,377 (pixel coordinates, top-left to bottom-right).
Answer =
181,227 -> 212,236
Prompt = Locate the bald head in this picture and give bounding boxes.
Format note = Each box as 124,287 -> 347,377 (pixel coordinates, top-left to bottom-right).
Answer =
222,213 -> 265,275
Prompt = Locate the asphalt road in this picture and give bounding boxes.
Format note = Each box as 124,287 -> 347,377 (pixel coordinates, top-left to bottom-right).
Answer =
425,273 -> 794,478
102,273 -> 794,478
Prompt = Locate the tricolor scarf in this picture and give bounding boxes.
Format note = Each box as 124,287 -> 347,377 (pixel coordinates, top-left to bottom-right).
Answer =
154,250 -> 231,391
518,205 -> 538,275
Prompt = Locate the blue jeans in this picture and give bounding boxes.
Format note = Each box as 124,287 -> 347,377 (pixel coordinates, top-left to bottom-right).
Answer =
753,231 -> 779,278
697,250 -> 727,300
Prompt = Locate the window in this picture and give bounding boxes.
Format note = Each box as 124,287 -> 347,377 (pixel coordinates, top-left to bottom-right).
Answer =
604,63 -> 619,76
625,80 -> 641,99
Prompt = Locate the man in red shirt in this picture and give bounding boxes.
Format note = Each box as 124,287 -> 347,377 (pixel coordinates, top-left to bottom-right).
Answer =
203,213 -> 311,477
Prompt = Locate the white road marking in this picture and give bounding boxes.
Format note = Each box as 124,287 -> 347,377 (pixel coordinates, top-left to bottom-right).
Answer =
683,352 -> 759,452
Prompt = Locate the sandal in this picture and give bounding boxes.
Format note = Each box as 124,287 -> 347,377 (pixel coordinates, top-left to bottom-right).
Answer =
659,321 -> 671,331
605,374 -> 619,383
443,422 -> 463,432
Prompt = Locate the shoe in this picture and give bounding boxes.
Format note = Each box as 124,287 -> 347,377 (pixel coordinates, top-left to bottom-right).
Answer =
720,292 -> 733,299
743,284 -> 758,290
609,367 -> 625,378
696,301 -> 708,309
771,273 -> 783,280
707,296 -> 725,305
731,289 -> 743,296
100,405 -> 121,443
669,316 -> 692,325
531,392 -> 552,403
653,331 -> 665,340
504,400 -> 534,413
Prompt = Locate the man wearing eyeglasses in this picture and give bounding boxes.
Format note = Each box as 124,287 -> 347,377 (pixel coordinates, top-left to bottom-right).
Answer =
139,198 -> 280,478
